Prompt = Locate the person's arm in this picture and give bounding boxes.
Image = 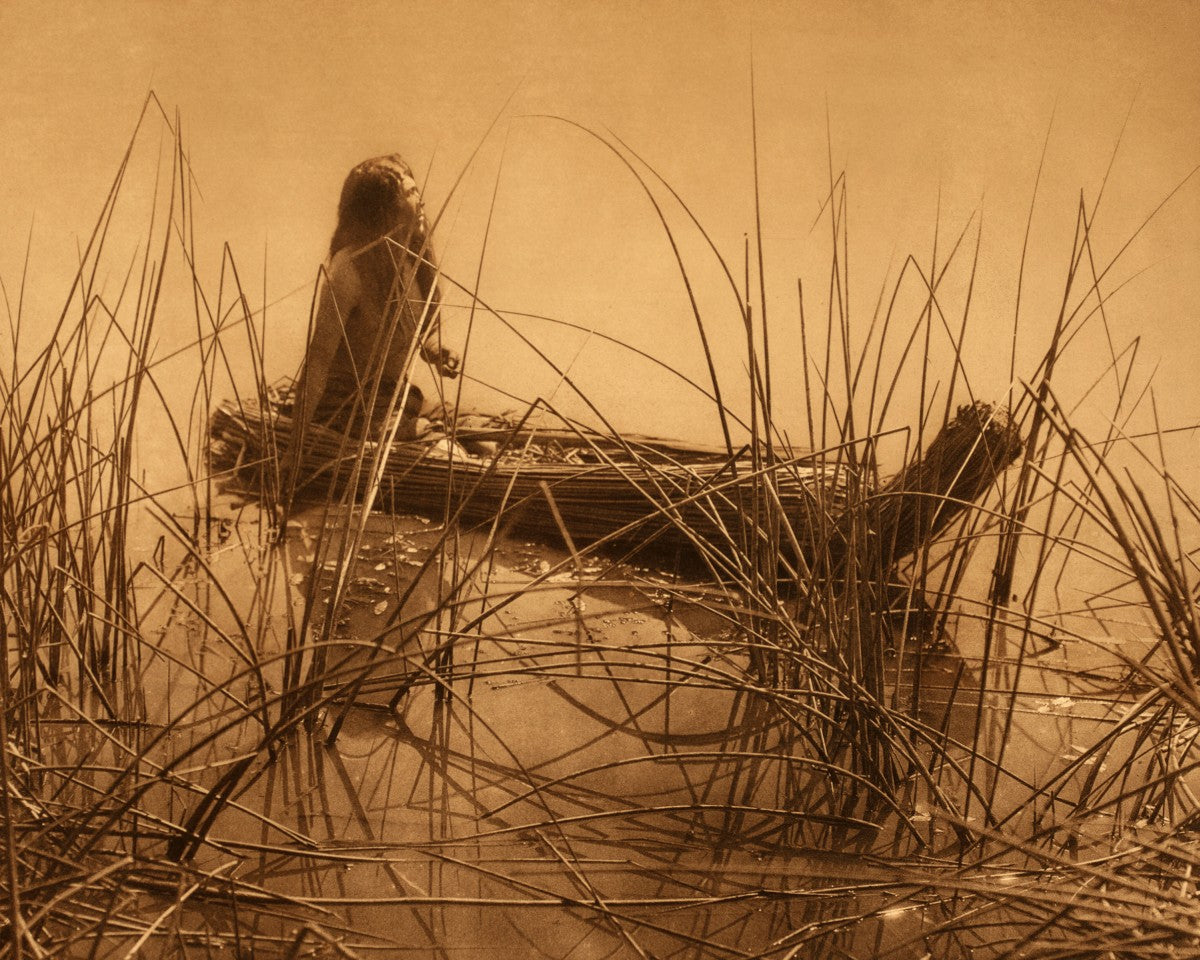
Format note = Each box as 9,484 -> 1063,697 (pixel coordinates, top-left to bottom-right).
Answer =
412,230 -> 460,379
282,253 -> 361,486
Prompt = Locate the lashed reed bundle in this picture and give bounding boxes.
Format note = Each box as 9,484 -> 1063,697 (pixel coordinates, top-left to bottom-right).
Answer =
209,396 -> 1020,568
827,400 -> 1025,571
210,398 -> 843,553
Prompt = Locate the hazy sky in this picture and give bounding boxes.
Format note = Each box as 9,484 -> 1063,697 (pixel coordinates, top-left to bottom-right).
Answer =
3,0 -> 1198,444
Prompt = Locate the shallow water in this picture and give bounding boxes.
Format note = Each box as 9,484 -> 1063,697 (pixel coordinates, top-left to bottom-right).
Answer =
39,494 -> 1168,959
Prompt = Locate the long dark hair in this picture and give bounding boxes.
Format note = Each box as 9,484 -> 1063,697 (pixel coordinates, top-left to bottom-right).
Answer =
328,154 -> 427,257
325,154 -> 439,330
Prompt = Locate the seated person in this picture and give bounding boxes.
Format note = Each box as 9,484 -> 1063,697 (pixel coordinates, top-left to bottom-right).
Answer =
283,154 -> 461,490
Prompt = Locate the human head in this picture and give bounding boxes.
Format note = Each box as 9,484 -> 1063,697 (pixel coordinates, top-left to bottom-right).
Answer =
329,154 -> 427,257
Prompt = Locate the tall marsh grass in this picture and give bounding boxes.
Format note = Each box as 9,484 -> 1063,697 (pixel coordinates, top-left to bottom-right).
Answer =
2,98 -> 1198,958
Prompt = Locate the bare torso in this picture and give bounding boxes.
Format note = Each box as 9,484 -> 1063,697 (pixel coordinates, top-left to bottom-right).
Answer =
324,245 -> 433,388
283,182 -> 459,483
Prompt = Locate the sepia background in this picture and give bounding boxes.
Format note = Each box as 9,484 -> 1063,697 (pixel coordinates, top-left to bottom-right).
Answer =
3,6 -> 1200,955
2,0 -> 1197,456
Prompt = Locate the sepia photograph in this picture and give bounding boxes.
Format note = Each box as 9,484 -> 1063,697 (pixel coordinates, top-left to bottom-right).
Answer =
2,1 -> 1199,957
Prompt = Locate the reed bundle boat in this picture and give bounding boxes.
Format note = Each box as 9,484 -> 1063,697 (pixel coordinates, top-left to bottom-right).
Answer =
209,393 -> 1021,569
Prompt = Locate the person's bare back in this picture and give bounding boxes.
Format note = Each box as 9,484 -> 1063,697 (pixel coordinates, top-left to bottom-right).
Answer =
284,155 -> 460,483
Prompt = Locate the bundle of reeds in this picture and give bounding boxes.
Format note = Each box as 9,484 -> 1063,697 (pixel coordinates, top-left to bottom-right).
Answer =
827,401 -> 1024,571
208,395 -> 1020,571
209,395 -> 841,549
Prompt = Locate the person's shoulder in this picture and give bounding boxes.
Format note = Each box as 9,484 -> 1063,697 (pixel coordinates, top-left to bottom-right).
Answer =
325,249 -> 363,302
